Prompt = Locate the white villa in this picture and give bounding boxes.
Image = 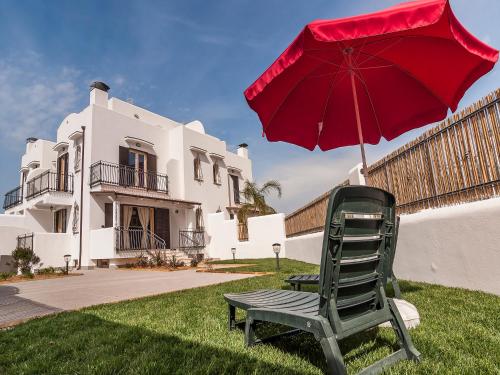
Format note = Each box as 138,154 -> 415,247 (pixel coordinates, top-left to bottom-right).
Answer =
0,82 -> 256,269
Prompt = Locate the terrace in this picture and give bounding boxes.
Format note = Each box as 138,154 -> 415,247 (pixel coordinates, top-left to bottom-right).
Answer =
89,160 -> 169,199
25,171 -> 74,201
3,186 -> 23,210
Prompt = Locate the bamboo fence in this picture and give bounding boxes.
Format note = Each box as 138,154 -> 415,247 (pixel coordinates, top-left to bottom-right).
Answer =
285,180 -> 349,237
367,89 -> 500,214
285,89 -> 500,237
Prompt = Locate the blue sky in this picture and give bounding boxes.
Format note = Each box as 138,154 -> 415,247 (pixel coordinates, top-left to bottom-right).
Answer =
0,0 -> 498,213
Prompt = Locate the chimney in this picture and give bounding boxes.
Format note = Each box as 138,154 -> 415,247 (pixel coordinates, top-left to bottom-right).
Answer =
26,137 -> 38,152
237,143 -> 248,159
90,81 -> 110,107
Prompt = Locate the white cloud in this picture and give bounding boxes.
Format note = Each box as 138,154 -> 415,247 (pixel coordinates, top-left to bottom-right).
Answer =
197,34 -> 233,46
0,56 -> 83,149
114,75 -> 126,86
257,152 -> 358,214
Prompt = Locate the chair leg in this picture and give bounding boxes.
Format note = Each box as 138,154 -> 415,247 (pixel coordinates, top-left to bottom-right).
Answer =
319,336 -> 347,375
244,316 -> 257,347
228,304 -> 236,331
388,299 -> 421,362
391,273 -> 402,299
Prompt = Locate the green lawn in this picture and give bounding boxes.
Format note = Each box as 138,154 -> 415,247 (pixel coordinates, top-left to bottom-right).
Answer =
0,259 -> 499,374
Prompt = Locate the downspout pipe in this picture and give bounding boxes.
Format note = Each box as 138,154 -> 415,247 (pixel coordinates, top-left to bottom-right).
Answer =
77,126 -> 86,269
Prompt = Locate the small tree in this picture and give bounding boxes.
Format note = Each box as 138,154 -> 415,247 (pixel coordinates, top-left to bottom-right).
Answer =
237,180 -> 282,224
11,247 -> 40,275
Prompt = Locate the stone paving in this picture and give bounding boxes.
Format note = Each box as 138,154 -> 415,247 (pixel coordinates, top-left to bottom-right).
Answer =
0,268 -> 253,327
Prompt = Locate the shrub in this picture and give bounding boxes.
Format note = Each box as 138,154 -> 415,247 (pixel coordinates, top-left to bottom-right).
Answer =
168,254 -> 178,268
10,247 -> 40,276
136,255 -> 149,268
190,258 -> 199,267
37,266 -> 57,275
0,272 -> 15,281
147,250 -> 165,267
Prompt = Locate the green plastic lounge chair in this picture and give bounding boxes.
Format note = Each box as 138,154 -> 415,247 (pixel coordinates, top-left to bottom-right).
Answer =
224,186 -> 420,374
286,217 -> 403,298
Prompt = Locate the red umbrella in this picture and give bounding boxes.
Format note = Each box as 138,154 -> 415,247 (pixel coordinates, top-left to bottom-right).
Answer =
244,0 -> 498,177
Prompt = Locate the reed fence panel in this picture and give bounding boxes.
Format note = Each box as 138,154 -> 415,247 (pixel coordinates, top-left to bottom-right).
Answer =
284,180 -> 349,237
367,89 -> 500,214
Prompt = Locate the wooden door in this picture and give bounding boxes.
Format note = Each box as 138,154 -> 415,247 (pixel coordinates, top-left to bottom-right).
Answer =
54,209 -> 67,233
231,175 -> 240,204
57,153 -> 69,191
154,208 -> 170,248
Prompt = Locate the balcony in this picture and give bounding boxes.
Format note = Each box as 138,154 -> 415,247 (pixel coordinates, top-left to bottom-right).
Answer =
26,171 -> 74,200
90,161 -> 168,195
179,229 -> 205,250
3,186 -> 23,210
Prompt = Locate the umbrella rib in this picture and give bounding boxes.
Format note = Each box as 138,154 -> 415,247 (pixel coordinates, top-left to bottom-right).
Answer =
355,37 -> 404,67
355,50 -> 450,108
263,56 -> 343,135
318,67 -> 347,144
351,65 -> 384,139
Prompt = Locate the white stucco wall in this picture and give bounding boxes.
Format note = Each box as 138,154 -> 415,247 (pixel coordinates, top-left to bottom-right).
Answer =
206,213 -> 286,260
89,227 -> 115,260
285,232 -> 323,265
0,226 -> 31,255
285,197 -> 500,295
33,233 -> 71,268
395,197 -> 500,295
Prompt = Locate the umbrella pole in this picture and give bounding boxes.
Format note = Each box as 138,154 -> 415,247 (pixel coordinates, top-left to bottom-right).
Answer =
348,58 -> 368,183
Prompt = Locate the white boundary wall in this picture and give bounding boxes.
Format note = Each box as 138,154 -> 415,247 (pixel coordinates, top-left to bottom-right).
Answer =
395,197 -> 500,295
285,197 -> 500,295
206,213 -> 286,260
33,233 -> 71,268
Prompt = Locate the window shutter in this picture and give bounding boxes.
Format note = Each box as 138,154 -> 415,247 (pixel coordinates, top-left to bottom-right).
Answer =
146,153 -> 157,189
119,147 -> 128,186
119,146 -> 128,166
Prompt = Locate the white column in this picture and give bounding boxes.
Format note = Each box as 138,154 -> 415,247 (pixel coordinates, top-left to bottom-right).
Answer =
113,201 -> 120,227
348,163 -> 366,185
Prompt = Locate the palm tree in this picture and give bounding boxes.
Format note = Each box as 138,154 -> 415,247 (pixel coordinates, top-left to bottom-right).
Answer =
237,180 -> 282,224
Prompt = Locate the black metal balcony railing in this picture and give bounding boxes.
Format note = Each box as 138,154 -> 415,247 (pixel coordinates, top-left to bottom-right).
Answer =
115,226 -> 167,251
179,229 -> 205,250
3,186 -> 23,210
90,161 -> 168,194
26,171 -> 74,200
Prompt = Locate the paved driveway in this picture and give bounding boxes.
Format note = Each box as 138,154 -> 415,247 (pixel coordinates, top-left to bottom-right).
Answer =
0,269 -> 253,327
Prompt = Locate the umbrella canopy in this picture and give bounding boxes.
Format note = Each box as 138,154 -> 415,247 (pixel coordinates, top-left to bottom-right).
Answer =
244,0 -> 498,173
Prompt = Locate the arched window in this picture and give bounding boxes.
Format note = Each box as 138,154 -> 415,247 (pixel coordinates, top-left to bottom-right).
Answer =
195,207 -> 204,231
74,145 -> 81,172
194,154 -> 203,181
213,162 -> 221,185
72,203 -> 79,234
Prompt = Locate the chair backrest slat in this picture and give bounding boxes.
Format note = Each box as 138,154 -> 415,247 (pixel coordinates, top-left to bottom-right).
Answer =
318,186 -> 396,327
